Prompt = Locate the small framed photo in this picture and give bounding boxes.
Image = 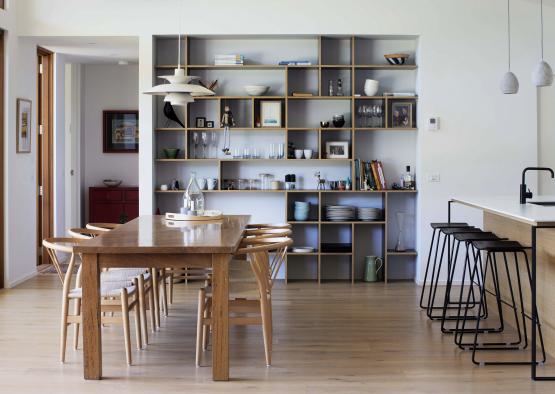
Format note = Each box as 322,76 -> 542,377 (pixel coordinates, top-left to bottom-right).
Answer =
391,101 -> 413,128
260,101 -> 282,127
103,110 -> 139,153
16,98 -> 32,153
206,120 -> 214,128
196,117 -> 206,128
325,141 -> 349,159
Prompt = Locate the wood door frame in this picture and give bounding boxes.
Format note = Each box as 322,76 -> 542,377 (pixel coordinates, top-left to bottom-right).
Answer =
37,47 -> 53,267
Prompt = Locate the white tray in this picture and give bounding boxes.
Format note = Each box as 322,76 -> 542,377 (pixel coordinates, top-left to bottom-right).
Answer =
165,210 -> 223,222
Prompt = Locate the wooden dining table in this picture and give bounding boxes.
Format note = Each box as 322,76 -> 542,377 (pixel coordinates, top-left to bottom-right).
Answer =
74,214 -> 250,381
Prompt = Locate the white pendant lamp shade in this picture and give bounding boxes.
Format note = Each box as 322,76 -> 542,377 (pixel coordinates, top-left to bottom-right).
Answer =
500,0 -> 519,94
143,82 -> 214,97
533,0 -> 553,87
532,60 -> 553,87
164,93 -> 195,106
158,68 -> 200,84
501,71 -> 519,94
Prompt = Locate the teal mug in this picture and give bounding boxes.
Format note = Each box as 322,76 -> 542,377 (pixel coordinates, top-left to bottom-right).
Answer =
364,256 -> 384,282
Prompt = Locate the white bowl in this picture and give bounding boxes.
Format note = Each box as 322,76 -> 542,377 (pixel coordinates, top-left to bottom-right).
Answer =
294,149 -> 304,159
364,79 -> 380,96
303,149 -> 313,159
244,85 -> 269,96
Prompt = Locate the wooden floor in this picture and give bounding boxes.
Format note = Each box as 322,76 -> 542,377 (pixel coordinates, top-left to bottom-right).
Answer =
1,275 -> 555,393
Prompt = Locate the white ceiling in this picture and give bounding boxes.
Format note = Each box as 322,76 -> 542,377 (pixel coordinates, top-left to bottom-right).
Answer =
37,36 -> 139,64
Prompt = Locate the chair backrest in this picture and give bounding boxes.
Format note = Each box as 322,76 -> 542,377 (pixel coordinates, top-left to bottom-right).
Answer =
42,238 -> 82,296
244,228 -> 292,237
86,222 -> 120,232
246,223 -> 292,230
236,237 -> 293,295
240,232 -> 291,281
68,227 -> 105,239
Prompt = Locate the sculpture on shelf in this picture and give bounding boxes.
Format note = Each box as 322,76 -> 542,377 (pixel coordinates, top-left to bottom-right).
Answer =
315,171 -> 326,190
220,105 -> 235,155
163,102 -> 185,128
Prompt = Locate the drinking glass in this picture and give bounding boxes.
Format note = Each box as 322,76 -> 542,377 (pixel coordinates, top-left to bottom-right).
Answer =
210,131 -> 217,158
268,143 -> 276,159
277,143 -> 285,159
192,132 -> 199,159
201,132 -> 208,159
243,146 -> 251,159
357,105 -> 364,128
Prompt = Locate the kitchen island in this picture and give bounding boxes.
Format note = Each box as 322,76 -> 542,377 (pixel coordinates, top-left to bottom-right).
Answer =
451,196 -> 555,381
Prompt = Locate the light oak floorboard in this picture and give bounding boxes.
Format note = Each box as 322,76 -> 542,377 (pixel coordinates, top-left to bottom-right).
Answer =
1,275 -> 554,393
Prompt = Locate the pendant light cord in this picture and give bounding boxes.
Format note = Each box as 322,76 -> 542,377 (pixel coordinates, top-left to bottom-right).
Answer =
540,0 -> 545,60
177,0 -> 184,69
507,0 -> 511,70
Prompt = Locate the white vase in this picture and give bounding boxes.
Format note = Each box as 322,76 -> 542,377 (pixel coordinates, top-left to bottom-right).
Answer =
364,79 -> 379,96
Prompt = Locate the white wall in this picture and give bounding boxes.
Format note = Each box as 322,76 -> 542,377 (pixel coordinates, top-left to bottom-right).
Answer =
81,64 -> 139,222
10,0 -> 555,285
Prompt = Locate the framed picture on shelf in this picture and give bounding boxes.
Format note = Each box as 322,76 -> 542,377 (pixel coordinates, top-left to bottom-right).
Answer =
195,117 -> 206,128
390,101 -> 413,128
103,110 -> 139,153
206,120 -> 214,128
325,141 -> 349,159
260,101 -> 282,127
16,98 -> 32,153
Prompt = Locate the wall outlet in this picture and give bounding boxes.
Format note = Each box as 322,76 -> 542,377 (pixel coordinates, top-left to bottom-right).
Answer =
427,117 -> 440,131
427,173 -> 441,182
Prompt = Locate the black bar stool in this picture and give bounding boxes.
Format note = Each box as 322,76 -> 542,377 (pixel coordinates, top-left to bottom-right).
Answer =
419,222 -> 470,310
426,226 -> 483,320
460,239 -> 547,365
441,231 -> 503,334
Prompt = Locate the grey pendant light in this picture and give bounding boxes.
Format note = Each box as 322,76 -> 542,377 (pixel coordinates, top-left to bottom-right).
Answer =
532,0 -> 553,87
501,0 -> 519,94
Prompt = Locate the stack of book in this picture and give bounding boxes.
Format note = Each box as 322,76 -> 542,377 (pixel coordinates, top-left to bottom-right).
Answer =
278,60 -> 312,66
214,54 -> 244,66
354,159 -> 387,190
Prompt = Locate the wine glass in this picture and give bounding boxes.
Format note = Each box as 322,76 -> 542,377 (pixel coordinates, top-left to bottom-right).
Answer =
376,104 -> 383,127
357,106 -> 364,128
192,132 -> 199,159
210,132 -> 217,158
201,132 -> 208,159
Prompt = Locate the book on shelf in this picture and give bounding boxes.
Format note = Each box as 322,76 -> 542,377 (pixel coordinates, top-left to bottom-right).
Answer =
355,159 -> 387,191
278,60 -> 312,66
383,92 -> 417,97
292,92 -> 314,97
214,54 -> 244,65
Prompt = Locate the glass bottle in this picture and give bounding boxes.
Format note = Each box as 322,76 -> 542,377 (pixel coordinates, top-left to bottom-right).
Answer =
401,165 -> 414,189
328,80 -> 334,96
184,172 -> 205,216
395,212 -> 406,252
336,78 -> 344,96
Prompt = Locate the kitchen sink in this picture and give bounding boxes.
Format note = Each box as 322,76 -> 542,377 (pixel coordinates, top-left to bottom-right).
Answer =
529,201 -> 555,206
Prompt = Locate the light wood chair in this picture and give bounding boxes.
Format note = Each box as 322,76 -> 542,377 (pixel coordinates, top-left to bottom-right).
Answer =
43,237 -> 143,365
246,223 -> 292,230
196,236 -> 293,367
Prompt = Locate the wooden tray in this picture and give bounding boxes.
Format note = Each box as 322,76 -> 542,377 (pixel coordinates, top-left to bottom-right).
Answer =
165,210 -> 223,222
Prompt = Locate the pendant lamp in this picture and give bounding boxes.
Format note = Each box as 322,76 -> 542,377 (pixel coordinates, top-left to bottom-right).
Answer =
501,0 -> 519,94
532,0 -> 553,87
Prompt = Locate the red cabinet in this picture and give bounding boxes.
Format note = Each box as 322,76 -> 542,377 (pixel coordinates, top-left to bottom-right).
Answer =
89,187 -> 139,224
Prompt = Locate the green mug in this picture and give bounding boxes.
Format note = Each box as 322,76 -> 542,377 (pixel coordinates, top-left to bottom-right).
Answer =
364,256 -> 383,282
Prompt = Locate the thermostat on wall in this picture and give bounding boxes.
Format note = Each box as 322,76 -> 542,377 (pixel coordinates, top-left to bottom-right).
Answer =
427,117 -> 440,131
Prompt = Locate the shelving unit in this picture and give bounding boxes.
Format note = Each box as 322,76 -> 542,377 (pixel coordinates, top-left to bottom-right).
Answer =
152,35 -> 418,283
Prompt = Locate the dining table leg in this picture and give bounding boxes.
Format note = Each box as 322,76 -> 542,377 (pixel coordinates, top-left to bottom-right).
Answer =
211,253 -> 230,381
82,253 -> 102,380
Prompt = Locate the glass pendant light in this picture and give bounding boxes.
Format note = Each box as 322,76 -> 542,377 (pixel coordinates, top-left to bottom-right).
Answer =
500,0 -> 519,94
532,0 -> 553,87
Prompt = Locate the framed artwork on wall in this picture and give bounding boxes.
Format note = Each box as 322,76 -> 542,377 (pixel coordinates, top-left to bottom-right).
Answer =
103,110 -> 139,153
16,98 -> 32,153
325,141 -> 349,159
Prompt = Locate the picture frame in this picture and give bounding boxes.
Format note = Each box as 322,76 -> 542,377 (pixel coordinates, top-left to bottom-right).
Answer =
103,110 -> 139,153
325,141 -> 349,159
16,98 -> 32,153
206,120 -> 214,128
390,101 -> 413,128
195,117 -> 206,128
260,101 -> 282,127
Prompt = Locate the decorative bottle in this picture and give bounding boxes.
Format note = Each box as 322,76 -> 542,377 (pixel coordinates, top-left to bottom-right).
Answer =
336,78 -> 344,96
328,80 -> 334,96
184,172 -> 205,216
401,165 -> 415,190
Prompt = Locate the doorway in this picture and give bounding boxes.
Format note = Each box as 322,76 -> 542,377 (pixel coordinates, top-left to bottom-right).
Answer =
37,48 -> 53,267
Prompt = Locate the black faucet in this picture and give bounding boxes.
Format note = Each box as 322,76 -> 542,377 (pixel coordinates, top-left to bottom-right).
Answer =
520,167 -> 555,204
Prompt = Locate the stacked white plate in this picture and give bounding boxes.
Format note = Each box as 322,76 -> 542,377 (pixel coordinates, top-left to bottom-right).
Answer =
357,207 -> 382,221
325,205 -> 355,221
